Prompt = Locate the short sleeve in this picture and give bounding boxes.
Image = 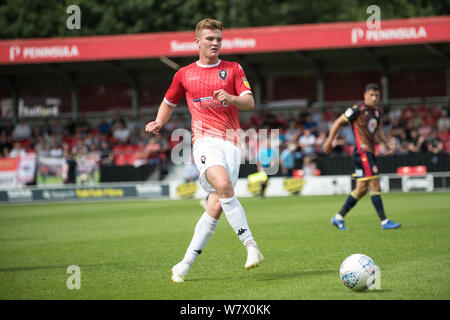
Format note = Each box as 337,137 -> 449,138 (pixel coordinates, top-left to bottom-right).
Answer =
342,104 -> 360,122
234,63 -> 252,97
164,69 -> 185,107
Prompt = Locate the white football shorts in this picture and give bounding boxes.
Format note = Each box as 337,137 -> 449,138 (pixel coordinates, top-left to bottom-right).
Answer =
192,137 -> 241,192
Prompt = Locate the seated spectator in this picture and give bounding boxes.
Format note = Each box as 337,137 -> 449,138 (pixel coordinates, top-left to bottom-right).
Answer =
388,104 -> 402,123
315,131 -> 327,154
303,114 -> 317,132
184,155 -> 199,182
12,118 -> 31,141
99,140 -> 114,165
49,141 -> 63,158
0,131 -> 12,155
64,118 -> 77,136
113,121 -> 130,144
280,142 -> 296,176
52,119 -> 65,137
298,129 -> 316,156
39,119 -> 53,136
407,129 -> 426,153
35,136 -> 50,158
401,104 -> 415,124
388,118 -> 407,142
426,130 -> 444,154
9,141 -> 26,157
97,117 -> 111,136
77,116 -> 91,135
302,156 -> 317,177
146,136 -> 161,165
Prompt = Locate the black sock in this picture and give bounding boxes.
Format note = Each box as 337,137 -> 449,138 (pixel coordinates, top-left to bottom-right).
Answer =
339,193 -> 358,217
370,194 -> 387,221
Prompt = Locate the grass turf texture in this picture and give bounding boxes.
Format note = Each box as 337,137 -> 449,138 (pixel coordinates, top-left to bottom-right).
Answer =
0,192 -> 449,300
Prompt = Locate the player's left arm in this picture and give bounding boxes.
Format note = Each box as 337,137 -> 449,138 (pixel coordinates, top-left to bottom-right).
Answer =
375,125 -> 392,153
213,89 -> 255,110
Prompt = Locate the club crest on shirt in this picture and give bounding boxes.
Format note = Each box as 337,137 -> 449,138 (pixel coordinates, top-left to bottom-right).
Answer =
201,155 -> 206,164
219,70 -> 227,80
368,118 -> 378,133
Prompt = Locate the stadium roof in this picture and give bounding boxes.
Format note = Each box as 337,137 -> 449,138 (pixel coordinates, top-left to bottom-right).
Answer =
0,16 -> 449,64
0,16 -> 449,119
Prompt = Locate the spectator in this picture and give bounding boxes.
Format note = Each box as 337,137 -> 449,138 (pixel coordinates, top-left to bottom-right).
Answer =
77,116 -> 91,136
302,156 -> 317,177
388,118 -> 407,142
184,155 -> 199,182
426,130 -> 444,154
63,150 -> 77,184
9,142 -> 26,157
39,119 -> 53,136
280,142 -> 296,176
12,118 -> 31,141
0,131 -> 12,155
52,119 -> 65,137
97,117 -> 111,136
49,141 -> 63,158
146,136 -> 161,165
113,121 -> 130,144
64,118 -> 77,136
99,140 -> 114,165
35,136 -> 50,157
407,129 -> 426,154
298,129 -> 316,156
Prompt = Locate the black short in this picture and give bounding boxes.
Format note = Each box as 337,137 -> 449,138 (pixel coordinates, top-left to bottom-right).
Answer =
352,151 -> 379,180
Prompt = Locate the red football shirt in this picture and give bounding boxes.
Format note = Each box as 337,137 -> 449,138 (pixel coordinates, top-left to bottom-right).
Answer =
164,59 -> 252,145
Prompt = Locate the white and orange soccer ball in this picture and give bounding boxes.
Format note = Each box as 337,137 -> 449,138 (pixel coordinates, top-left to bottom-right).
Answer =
340,254 -> 378,291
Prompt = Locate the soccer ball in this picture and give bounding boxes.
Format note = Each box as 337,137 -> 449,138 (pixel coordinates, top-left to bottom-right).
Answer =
340,254 -> 377,291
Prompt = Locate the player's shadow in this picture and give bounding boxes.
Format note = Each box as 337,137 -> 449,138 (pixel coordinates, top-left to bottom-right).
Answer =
255,269 -> 335,281
0,237 -> 44,241
0,263 -> 114,273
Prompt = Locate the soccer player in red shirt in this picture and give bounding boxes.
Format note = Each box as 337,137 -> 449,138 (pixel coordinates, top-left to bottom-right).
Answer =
146,19 -> 263,282
323,83 -> 401,230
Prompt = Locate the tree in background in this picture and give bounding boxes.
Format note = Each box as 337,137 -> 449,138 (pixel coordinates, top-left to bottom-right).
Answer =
1,0 -> 449,39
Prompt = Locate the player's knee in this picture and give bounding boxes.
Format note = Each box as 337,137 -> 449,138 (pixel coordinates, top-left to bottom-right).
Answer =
207,200 -> 222,218
355,185 -> 368,197
214,180 -> 234,198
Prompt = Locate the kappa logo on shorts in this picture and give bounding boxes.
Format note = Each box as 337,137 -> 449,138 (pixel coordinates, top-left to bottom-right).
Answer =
218,69 -> 227,80
201,155 -> 206,164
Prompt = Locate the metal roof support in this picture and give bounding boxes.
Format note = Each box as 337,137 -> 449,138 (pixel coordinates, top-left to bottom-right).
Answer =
424,44 -> 450,101
0,76 -> 19,123
294,52 -> 324,111
38,64 -> 79,121
235,55 -> 262,108
360,48 -> 389,106
110,62 -> 141,119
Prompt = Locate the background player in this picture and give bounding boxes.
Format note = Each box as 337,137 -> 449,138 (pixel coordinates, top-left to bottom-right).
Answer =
323,83 -> 402,230
146,19 -> 263,282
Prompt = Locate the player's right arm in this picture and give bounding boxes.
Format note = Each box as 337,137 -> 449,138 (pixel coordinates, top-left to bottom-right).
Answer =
145,69 -> 185,134
323,115 -> 346,155
323,105 -> 359,155
145,101 -> 175,134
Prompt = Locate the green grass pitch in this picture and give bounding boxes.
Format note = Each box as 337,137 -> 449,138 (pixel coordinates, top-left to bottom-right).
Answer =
0,192 -> 449,300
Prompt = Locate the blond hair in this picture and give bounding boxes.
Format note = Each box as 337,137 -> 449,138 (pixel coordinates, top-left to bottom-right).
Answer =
195,19 -> 223,37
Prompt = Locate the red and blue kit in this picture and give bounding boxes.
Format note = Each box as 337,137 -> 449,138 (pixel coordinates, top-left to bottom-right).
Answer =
164,59 -> 252,146
342,102 -> 381,180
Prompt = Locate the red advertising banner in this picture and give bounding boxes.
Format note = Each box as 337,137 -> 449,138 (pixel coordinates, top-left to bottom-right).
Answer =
0,16 -> 449,65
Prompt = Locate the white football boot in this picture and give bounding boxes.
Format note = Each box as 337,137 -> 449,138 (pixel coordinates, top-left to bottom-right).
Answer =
171,262 -> 191,283
245,245 -> 264,270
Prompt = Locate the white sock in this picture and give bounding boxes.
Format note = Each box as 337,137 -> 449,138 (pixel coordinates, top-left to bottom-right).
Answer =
381,219 -> 389,225
219,195 -> 255,247
181,212 -> 219,265
335,213 -> 344,221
